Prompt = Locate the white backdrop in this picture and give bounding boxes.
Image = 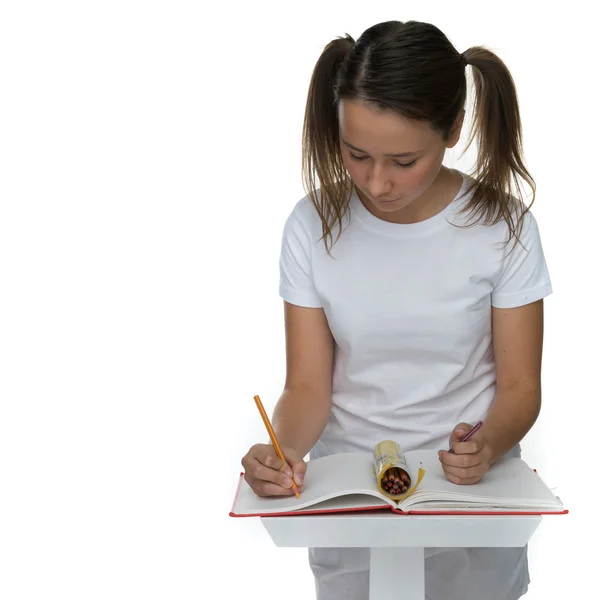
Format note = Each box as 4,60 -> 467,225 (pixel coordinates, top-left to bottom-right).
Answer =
0,1 -> 596,599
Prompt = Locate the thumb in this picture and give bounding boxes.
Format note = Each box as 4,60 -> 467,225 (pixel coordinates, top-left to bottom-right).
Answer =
449,422 -> 472,444
283,447 -> 307,485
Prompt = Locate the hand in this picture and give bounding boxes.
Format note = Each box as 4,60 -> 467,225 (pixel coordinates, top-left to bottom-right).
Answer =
438,422 -> 493,485
241,443 -> 306,497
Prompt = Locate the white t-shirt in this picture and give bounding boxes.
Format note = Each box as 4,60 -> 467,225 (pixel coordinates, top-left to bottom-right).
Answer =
279,171 -> 552,458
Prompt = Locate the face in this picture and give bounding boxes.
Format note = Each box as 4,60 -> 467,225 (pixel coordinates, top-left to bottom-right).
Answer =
338,99 -> 463,219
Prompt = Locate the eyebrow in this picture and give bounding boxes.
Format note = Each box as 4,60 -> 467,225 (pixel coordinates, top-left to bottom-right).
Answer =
341,139 -> 422,157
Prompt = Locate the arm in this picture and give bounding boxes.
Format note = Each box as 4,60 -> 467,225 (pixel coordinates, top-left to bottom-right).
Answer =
241,301 -> 333,496
242,205 -> 334,496
272,301 -> 334,458
482,299 -> 543,461
439,299 -> 544,484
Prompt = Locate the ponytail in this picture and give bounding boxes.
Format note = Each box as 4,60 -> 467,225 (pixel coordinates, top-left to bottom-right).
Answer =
302,34 -> 354,252
461,47 -> 535,247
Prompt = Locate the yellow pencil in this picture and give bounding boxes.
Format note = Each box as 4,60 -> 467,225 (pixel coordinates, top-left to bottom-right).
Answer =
253,395 -> 301,499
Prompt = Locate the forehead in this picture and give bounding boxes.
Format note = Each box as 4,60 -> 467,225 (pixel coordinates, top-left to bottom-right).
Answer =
338,99 -> 437,152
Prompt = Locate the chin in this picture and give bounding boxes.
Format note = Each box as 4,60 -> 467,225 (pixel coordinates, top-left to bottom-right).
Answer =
373,199 -> 412,212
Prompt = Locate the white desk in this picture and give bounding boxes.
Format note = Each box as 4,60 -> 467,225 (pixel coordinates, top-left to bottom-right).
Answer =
261,512 -> 541,600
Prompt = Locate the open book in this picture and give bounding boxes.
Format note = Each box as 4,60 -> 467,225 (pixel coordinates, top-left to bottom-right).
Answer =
230,447 -> 567,517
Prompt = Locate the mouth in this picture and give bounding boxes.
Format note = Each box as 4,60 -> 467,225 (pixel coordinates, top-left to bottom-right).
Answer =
372,197 -> 400,204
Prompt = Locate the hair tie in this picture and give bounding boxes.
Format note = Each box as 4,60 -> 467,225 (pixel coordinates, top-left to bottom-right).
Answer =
461,52 -> 468,67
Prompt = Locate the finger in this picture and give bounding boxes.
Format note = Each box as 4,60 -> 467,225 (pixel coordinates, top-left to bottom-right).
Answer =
277,460 -> 304,492
442,462 -> 485,481
450,439 -> 481,455
449,422 -> 473,444
267,455 -> 293,476
289,461 -> 307,486
243,453 -> 295,489
243,458 -> 305,497
261,460 -> 296,488
279,447 -> 307,486
241,444 -> 288,472
441,467 -> 482,486
244,473 -> 303,497
439,449 -> 483,469
253,446 -> 293,476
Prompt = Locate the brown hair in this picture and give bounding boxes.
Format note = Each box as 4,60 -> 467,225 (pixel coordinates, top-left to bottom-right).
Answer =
301,20 -> 535,252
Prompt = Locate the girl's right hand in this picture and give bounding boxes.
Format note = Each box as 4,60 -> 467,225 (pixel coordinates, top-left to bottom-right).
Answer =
241,443 -> 306,497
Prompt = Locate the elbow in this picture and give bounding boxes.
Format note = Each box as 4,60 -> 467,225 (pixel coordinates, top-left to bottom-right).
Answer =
497,378 -> 542,421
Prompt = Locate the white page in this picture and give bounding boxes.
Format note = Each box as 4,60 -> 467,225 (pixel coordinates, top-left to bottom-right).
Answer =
400,451 -> 563,511
231,452 -> 392,515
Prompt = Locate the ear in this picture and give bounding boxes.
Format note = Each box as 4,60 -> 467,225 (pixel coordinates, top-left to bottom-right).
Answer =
446,109 -> 465,149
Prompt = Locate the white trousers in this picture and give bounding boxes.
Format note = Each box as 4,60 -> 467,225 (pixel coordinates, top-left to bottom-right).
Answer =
309,545 -> 529,600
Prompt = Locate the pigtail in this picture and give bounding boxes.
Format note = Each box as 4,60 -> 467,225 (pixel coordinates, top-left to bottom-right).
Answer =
461,47 -> 535,247
302,34 -> 354,252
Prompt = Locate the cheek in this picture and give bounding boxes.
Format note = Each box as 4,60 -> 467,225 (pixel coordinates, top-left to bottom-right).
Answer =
402,160 -> 441,192
343,158 -> 362,182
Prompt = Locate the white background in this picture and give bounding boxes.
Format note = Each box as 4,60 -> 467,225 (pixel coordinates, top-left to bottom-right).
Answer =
0,1 -> 596,598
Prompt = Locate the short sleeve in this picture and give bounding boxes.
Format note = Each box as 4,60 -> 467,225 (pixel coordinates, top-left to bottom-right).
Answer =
492,210 -> 552,308
278,206 -> 322,308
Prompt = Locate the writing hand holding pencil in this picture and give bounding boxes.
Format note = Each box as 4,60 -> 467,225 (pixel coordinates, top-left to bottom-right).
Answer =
240,395 -> 306,498
438,421 -> 494,485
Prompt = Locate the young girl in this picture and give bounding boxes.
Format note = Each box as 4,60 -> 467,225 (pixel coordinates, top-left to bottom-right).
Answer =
241,19 -> 551,600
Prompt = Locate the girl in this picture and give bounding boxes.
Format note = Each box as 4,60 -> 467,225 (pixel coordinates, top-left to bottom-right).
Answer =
241,19 -> 551,600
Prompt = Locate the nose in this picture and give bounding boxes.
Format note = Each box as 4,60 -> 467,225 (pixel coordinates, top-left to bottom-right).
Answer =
366,164 -> 392,198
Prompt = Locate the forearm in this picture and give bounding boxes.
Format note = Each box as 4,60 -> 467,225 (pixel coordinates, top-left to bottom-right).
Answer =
484,382 -> 541,463
271,385 -> 332,458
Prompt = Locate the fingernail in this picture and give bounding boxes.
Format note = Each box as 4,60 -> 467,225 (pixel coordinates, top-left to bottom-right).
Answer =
282,477 -> 292,488
295,474 -> 304,485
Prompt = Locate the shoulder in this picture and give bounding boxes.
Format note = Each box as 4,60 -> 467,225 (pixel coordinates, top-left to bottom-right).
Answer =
282,191 -> 325,247
451,173 -> 540,246
490,201 -> 541,255
286,193 -> 320,226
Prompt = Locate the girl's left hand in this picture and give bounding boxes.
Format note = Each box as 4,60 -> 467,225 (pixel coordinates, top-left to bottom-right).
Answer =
438,422 -> 494,485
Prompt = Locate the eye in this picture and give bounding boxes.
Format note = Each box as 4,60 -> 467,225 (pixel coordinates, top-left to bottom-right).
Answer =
395,160 -> 417,169
348,152 -> 417,169
348,152 -> 368,162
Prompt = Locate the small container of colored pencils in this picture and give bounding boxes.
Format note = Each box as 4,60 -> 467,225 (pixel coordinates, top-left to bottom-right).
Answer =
373,440 -> 412,500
